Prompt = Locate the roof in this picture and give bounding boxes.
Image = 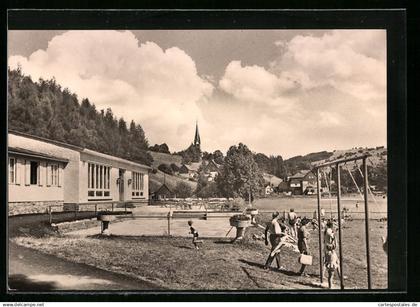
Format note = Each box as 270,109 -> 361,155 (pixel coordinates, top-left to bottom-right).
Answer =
82,148 -> 151,170
263,173 -> 283,186
289,170 -> 311,179
9,130 -> 151,170
8,147 -> 69,163
181,162 -> 201,172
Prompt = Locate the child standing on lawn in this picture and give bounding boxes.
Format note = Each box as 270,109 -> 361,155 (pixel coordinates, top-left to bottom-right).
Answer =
188,220 -> 202,250
297,218 -> 311,276
324,220 -> 341,288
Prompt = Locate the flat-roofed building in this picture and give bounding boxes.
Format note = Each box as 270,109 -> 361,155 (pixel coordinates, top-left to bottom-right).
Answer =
8,131 -> 150,215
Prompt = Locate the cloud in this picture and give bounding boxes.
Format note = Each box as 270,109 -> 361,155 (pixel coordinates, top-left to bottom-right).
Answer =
272,30 -> 386,102
8,30 -> 386,158
8,30 -> 213,151
209,30 -> 386,156
219,60 -> 297,111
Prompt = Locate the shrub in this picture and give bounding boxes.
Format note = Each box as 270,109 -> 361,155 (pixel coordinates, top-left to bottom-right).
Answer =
158,163 -> 173,175
230,214 -> 251,222
227,198 -> 246,211
170,163 -> 180,173
173,181 -> 194,198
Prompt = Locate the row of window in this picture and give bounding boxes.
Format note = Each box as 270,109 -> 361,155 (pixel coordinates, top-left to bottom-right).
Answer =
87,162 -> 146,200
9,158 -> 60,187
88,163 -> 111,199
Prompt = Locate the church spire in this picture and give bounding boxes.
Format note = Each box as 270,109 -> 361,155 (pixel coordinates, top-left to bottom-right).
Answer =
194,120 -> 201,147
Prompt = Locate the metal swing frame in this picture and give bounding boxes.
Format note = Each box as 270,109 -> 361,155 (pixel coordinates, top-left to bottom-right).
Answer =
312,153 -> 372,290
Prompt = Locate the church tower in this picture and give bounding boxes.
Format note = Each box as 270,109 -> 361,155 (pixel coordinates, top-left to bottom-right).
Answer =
194,120 -> 201,147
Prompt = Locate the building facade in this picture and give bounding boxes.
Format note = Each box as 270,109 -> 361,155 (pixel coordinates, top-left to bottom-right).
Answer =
288,170 -> 317,195
8,131 -> 150,215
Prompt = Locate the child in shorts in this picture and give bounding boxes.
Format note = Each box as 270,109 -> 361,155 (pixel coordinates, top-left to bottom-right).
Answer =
188,220 -> 202,250
324,220 -> 341,288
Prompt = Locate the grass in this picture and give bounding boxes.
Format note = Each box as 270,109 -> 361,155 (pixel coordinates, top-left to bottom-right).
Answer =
12,218 -> 387,290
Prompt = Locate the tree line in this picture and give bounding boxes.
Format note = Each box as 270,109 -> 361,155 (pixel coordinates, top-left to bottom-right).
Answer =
8,67 -> 152,166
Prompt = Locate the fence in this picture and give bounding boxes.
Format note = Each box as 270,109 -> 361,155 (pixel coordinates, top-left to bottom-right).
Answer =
47,201 -> 136,224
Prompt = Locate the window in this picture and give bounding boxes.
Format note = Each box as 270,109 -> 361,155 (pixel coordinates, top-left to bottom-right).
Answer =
132,171 -> 144,198
47,164 -> 59,186
9,158 -> 16,184
88,162 -> 111,200
30,161 -> 39,185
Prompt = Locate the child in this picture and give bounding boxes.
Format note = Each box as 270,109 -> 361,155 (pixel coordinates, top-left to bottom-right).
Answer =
324,220 -> 341,288
297,218 -> 311,276
188,220 -> 202,250
288,208 -> 298,238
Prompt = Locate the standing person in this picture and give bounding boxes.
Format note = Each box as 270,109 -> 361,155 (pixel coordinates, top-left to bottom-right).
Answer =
297,218 -> 311,276
288,208 -> 298,238
188,220 -> 201,250
324,220 -> 341,288
264,212 -> 286,270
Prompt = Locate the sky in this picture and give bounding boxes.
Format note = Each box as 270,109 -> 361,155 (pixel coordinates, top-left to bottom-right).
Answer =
8,30 -> 387,159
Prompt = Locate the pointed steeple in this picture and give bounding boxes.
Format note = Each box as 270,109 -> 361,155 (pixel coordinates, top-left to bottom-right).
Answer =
194,120 -> 201,147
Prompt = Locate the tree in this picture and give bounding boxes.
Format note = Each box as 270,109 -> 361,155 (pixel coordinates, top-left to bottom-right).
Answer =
7,68 -> 153,166
216,143 -> 264,201
177,144 -> 201,164
170,163 -> 180,173
173,181 -> 194,198
149,143 -> 170,154
158,163 -> 173,175
213,150 -> 224,164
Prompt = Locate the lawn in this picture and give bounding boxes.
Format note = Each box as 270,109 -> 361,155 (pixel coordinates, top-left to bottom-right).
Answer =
12,218 -> 387,290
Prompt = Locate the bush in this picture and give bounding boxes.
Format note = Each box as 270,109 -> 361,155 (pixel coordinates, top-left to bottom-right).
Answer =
158,163 -> 173,175
227,198 -> 246,211
170,163 -> 180,173
229,214 -> 251,222
173,181 -> 194,198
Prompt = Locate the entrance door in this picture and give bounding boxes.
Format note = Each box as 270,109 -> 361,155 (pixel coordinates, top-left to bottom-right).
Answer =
119,169 -> 125,201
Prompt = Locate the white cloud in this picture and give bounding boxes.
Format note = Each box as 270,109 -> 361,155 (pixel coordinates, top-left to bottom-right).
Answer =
271,30 -> 386,102
219,61 -> 297,111
8,30 -> 386,158
8,30 -> 213,151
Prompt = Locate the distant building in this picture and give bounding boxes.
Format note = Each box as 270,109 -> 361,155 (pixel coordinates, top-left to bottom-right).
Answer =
150,183 -> 174,200
193,120 -> 201,147
179,162 -> 201,179
8,131 -> 151,215
288,170 -> 317,195
202,160 -> 222,181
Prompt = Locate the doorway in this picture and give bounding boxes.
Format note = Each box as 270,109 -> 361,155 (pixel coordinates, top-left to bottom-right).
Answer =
119,169 -> 125,201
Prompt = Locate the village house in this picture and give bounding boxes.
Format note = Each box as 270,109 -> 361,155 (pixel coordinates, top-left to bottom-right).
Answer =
149,182 -> 174,201
179,162 -> 201,179
8,131 -> 150,215
202,159 -> 222,182
287,170 -> 317,195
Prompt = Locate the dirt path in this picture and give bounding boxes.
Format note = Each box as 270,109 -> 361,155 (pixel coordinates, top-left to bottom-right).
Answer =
8,241 -> 163,291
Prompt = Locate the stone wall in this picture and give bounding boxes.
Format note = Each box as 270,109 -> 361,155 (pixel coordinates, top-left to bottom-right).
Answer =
52,218 -> 100,233
8,201 -> 63,216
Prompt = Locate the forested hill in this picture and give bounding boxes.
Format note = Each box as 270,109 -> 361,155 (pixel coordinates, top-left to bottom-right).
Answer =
7,68 -> 153,166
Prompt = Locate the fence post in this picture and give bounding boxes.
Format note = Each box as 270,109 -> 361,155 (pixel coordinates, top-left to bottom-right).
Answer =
167,211 -> 171,236
316,168 -> 323,284
48,206 -> 52,224
95,204 -> 97,215
363,157 -> 372,289
74,204 -> 77,219
336,164 -> 345,290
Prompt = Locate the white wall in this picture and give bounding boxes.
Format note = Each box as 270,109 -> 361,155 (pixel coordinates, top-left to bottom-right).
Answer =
8,133 -> 80,203
8,157 -> 65,202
